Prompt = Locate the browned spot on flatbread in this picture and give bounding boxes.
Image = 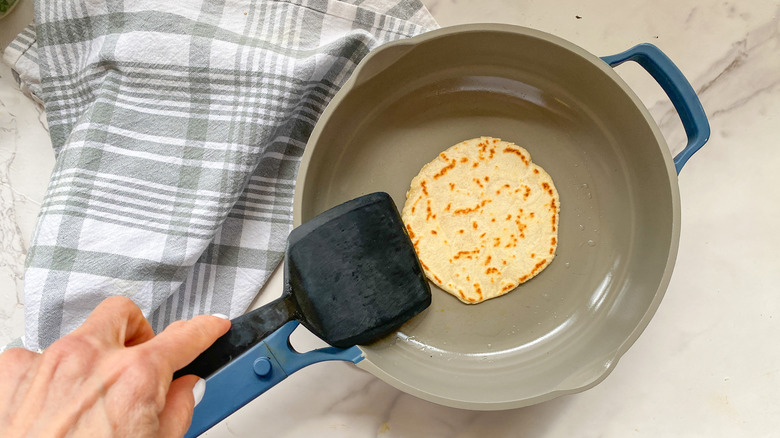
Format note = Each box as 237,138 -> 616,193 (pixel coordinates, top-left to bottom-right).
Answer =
449,183 -> 455,191
473,283 -> 483,299
472,221 -> 478,229
485,267 -> 499,275
542,182 -> 554,196
433,159 -> 457,179
515,219 -> 527,238
551,237 -> 557,245
496,183 -> 513,195
473,178 -> 484,188
478,142 -> 488,161
531,259 -> 547,275
431,230 -> 437,235
406,224 -> 415,239
420,180 -> 429,196
501,283 -> 515,292
453,199 -> 491,215
454,250 -> 480,260
533,168 -> 539,174
503,147 -> 529,165
425,200 -> 436,221
411,195 -> 422,213
460,157 -> 468,163
484,255 -> 492,265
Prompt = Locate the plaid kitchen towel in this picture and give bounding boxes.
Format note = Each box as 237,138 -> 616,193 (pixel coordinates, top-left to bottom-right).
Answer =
18,0 -> 437,351
2,24 -> 43,106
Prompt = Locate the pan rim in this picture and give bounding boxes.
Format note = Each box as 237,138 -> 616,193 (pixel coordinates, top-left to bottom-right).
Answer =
294,23 -> 681,410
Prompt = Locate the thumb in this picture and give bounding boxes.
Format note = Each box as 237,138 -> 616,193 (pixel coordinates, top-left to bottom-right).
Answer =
158,374 -> 202,438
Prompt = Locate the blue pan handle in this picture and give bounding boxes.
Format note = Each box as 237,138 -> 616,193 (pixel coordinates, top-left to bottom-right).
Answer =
601,44 -> 710,174
185,321 -> 363,438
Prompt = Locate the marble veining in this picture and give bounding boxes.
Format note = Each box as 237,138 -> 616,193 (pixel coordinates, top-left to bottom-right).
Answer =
0,60 -> 52,348
0,69 -> 28,345
1,0 -> 779,436
648,8 -> 780,153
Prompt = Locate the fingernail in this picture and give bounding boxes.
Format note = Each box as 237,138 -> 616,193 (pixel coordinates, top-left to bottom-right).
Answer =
192,378 -> 206,407
211,313 -> 229,319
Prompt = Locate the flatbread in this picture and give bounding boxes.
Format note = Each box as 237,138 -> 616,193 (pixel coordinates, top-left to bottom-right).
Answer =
402,137 -> 559,304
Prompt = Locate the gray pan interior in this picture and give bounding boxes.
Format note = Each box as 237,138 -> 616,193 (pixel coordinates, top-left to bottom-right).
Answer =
293,24 -> 680,409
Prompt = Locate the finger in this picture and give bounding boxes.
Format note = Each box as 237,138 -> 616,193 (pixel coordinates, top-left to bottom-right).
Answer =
158,374 -> 201,438
0,348 -> 39,411
0,348 -> 38,387
0,347 -> 38,372
73,296 -> 155,347
143,315 -> 231,374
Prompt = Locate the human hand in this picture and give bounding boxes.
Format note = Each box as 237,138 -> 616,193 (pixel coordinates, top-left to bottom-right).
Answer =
0,297 -> 230,438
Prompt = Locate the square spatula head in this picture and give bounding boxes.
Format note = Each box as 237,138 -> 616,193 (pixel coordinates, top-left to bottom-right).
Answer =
286,192 -> 431,348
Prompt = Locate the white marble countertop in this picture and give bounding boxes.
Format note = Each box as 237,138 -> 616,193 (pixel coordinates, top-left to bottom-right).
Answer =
2,0 -> 779,436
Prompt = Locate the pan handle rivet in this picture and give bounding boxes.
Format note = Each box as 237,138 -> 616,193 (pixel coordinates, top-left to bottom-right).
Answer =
253,357 -> 272,377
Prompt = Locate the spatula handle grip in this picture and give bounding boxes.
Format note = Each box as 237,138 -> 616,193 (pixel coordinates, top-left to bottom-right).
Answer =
173,296 -> 297,380
184,321 -> 363,438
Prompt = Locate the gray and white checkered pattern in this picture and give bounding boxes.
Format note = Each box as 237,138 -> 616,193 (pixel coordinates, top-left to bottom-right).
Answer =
2,24 -> 43,105
17,0 -> 436,350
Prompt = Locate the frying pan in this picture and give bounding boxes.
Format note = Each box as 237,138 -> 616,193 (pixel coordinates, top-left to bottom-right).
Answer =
292,24 -> 710,409
187,25 -> 710,433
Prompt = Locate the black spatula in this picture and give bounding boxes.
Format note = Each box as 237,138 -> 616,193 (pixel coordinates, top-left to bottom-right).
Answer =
174,192 -> 431,380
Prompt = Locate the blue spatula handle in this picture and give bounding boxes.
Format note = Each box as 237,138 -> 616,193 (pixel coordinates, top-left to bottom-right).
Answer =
601,44 -> 710,174
184,321 -> 363,438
